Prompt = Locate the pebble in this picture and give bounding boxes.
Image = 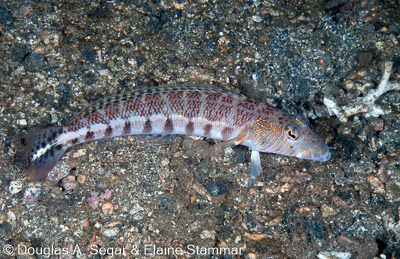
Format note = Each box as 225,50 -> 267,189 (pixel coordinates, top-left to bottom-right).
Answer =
102,227 -> 119,238
206,180 -> 228,196
251,15 -> 263,22
200,230 -> 216,239
366,174 -> 385,194
47,161 -> 71,182
24,185 -> 41,203
102,202 -> 114,215
98,69 -> 110,76
244,231 -> 267,241
9,180 -> 24,194
370,118 -> 384,131
18,119 -> 27,126
73,149 -> 87,158
161,158 -> 170,166
317,251 -> 351,259
130,204 -> 144,215
62,175 -> 78,191
320,204 -> 338,217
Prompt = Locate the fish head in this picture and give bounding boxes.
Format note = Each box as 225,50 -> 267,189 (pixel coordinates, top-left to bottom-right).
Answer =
284,115 -> 331,161
248,114 -> 331,161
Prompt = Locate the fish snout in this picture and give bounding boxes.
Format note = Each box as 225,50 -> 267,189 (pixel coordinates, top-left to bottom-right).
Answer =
297,143 -> 331,161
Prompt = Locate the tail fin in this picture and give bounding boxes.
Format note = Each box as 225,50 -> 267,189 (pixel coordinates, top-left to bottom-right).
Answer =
23,126 -> 68,181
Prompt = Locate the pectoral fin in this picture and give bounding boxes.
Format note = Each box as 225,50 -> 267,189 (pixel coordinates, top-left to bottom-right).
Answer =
199,132 -> 248,158
248,150 -> 263,188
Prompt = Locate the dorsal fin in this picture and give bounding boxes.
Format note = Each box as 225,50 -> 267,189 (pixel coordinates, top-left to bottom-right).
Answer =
66,84 -> 239,125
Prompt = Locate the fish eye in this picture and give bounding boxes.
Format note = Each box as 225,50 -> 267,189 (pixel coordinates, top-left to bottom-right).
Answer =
285,125 -> 301,140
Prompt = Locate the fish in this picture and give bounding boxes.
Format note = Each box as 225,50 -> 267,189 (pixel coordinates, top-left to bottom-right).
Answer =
23,84 -> 331,186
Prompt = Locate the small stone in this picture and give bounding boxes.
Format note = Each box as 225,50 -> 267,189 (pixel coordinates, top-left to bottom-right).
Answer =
81,219 -> 90,229
337,125 -> 353,136
206,180 -> 228,196
370,118 -> 384,131
102,227 -> 119,238
62,175 -> 78,191
8,210 -> 16,221
73,149 -> 87,158
13,4 -> 33,19
252,15 -> 263,22
24,185 -> 41,203
0,213 -> 5,224
18,119 -> 27,126
200,230 -> 216,239
47,161 -> 70,182
9,180 -> 24,194
98,69 -> 110,76
275,171 -> 311,183
320,204 -> 338,217
102,202 -> 114,215
130,204 -> 144,215
317,251 -> 352,259
77,175 -> 86,184
244,231 -> 267,241
161,158 -> 170,166
107,60 -> 114,67
366,174 -> 385,194
266,216 -> 282,226
101,189 -> 112,201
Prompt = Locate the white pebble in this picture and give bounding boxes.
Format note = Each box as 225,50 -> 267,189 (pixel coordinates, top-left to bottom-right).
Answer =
9,180 -> 24,194
102,227 -> 119,238
161,158 -> 170,166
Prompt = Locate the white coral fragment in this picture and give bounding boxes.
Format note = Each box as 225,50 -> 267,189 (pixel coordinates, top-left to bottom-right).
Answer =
324,62 -> 400,122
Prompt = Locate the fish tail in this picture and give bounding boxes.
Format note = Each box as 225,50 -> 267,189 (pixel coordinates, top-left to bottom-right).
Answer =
23,126 -> 68,181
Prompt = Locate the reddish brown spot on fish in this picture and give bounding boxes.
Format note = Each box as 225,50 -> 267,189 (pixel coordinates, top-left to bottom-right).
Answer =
71,138 -> 79,144
123,121 -> 131,134
185,121 -> 194,134
86,131 -> 95,140
204,124 -> 212,136
221,127 -> 233,140
143,119 -> 152,133
206,93 -> 221,102
164,118 -> 174,133
221,95 -> 233,104
105,125 -> 113,137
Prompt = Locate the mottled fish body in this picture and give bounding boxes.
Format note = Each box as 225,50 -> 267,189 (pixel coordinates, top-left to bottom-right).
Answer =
24,84 -> 330,186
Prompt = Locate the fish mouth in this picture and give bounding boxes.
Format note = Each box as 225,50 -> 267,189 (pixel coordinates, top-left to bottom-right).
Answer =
310,150 -> 331,161
298,146 -> 331,161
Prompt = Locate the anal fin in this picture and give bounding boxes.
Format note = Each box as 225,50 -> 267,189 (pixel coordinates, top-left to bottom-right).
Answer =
248,150 -> 263,188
